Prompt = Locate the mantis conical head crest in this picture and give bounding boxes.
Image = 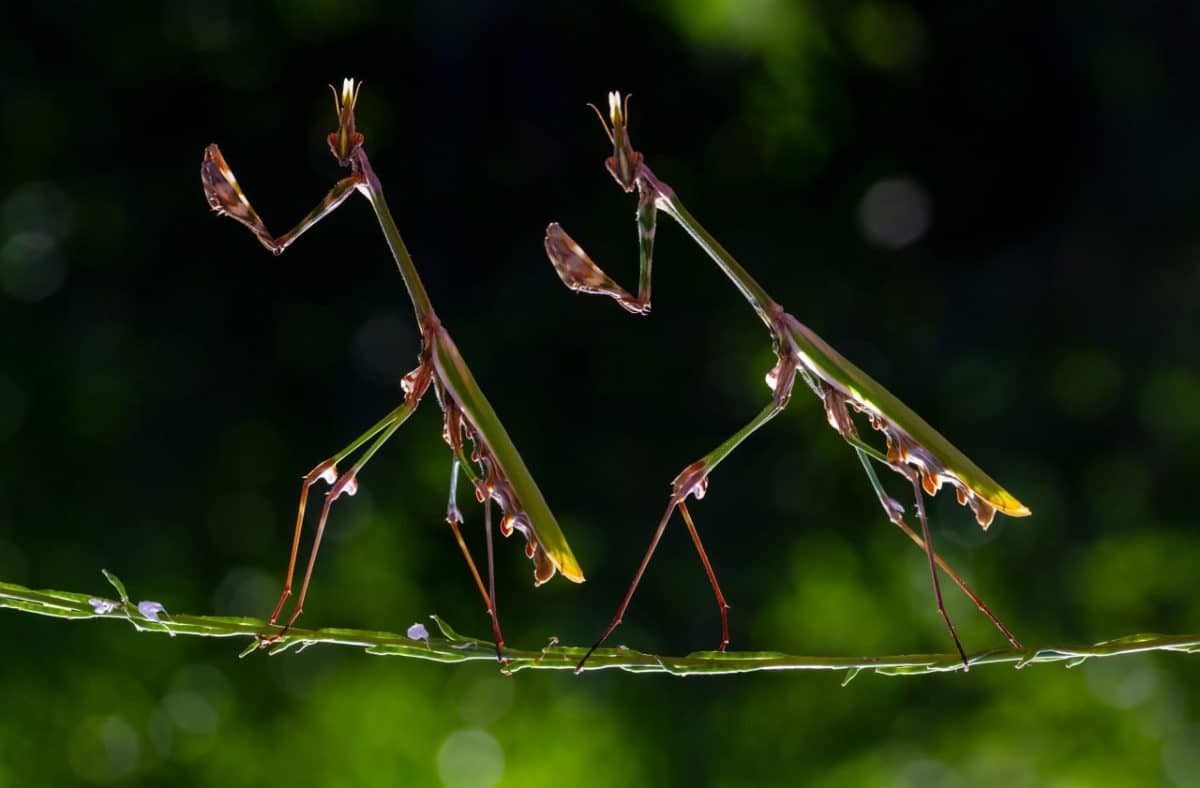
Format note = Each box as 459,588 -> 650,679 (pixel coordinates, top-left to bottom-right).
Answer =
327,77 -> 365,167
588,91 -> 642,192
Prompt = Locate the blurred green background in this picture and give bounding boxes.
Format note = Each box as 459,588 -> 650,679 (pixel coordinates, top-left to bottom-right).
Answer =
3,1 -> 1199,785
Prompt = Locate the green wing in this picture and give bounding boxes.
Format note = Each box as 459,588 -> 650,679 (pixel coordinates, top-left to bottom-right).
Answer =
430,329 -> 585,584
787,317 -> 1030,520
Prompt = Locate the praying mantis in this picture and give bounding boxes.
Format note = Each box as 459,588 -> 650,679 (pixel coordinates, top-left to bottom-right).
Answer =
545,93 -> 1031,672
201,79 -> 584,662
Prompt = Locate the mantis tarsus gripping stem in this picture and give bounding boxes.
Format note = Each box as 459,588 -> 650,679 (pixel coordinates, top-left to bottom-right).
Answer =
548,92 -> 1030,673
202,79 -> 584,662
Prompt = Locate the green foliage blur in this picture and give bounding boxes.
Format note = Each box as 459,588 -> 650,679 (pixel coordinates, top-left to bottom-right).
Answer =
3,1 -> 1199,785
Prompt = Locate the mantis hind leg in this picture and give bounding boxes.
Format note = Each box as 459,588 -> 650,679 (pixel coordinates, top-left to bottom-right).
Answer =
449,446 -> 510,666
850,442 -> 1022,653
679,501 -> 730,651
445,458 -> 493,620
576,500 -> 677,673
906,467 -> 970,669
481,487 -> 508,665
577,357 -> 798,672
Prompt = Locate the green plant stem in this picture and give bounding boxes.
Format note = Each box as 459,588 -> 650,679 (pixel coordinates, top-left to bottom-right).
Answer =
3,577 -> 1197,678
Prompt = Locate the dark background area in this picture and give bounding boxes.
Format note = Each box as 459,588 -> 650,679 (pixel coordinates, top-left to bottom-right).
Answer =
2,1 -> 1199,785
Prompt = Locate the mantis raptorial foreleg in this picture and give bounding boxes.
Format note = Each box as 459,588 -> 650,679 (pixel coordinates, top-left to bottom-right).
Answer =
548,92 -> 1030,671
545,187 -> 657,315
204,80 -> 585,662
545,102 -> 659,315
201,147 -> 363,257
265,176 -> 363,255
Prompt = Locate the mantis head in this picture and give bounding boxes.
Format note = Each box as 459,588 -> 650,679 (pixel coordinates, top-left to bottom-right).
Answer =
589,91 -> 642,192
327,78 -> 365,167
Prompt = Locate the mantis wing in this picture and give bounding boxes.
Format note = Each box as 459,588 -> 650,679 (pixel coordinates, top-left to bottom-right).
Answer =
430,329 -> 585,585
787,316 -> 1030,528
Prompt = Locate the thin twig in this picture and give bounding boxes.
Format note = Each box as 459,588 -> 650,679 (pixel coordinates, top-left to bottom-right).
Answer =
2,576 -> 1196,678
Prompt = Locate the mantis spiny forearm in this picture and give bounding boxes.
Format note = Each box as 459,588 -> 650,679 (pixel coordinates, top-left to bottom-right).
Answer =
546,93 -> 1030,671
201,79 -> 584,663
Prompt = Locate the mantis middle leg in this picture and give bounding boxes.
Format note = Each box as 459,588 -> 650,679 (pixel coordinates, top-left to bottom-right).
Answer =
269,400 -> 420,627
269,387 -> 424,640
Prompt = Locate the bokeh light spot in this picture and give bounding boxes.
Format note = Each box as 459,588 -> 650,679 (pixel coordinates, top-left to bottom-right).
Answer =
456,674 -> 515,727
436,728 -> 504,788
164,691 -> 219,735
846,3 -> 927,70
1084,658 -> 1160,710
0,231 -> 66,302
68,715 -> 140,784
660,0 -> 812,52
147,708 -> 173,758
4,181 -> 73,238
1162,725 -> 1200,787
898,757 -> 962,787
859,177 -> 931,249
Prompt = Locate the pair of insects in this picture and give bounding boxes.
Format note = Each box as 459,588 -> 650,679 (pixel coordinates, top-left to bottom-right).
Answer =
202,80 -> 1029,671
